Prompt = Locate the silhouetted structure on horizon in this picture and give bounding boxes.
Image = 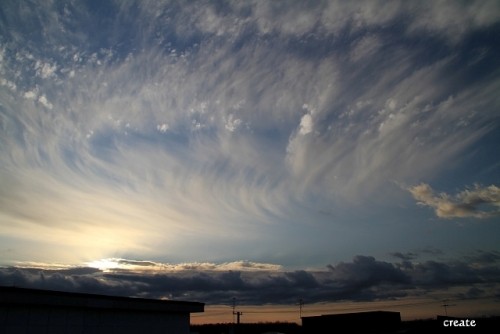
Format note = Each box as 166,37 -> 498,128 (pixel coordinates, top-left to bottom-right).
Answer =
0,286 -> 204,334
301,310 -> 401,334
191,322 -> 302,334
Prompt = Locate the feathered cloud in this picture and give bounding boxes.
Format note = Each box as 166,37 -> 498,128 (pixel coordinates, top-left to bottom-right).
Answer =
0,0 -> 499,266
409,183 -> 500,219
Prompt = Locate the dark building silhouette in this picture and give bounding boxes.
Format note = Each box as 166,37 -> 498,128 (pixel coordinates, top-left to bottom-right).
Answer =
191,322 -> 302,334
301,310 -> 401,334
0,286 -> 204,334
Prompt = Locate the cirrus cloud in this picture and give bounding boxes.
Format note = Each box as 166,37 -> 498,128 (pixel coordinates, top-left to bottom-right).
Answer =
0,0 -> 499,268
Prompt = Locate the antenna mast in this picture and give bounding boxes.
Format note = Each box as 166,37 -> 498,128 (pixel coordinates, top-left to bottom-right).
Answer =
441,300 -> 456,316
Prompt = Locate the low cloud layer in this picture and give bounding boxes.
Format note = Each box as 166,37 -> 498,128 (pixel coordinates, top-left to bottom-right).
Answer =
2,252 -> 499,306
409,184 -> 500,219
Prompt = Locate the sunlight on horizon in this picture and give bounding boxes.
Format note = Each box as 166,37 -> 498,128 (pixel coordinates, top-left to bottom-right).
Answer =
191,297 -> 500,325
85,258 -> 124,272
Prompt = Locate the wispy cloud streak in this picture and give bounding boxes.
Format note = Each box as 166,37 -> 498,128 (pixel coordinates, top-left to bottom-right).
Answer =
0,1 -> 499,264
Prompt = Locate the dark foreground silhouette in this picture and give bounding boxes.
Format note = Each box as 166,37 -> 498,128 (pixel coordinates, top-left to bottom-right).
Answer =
191,316 -> 500,334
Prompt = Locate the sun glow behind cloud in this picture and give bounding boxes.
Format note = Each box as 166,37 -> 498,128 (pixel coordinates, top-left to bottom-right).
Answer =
84,258 -> 283,273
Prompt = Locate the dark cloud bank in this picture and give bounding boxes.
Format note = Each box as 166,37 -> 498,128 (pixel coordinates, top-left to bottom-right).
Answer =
2,252 -> 499,306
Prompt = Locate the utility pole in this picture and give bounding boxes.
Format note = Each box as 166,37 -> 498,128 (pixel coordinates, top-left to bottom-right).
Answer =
232,297 -> 236,323
232,298 -> 242,324
234,311 -> 243,324
298,298 -> 304,319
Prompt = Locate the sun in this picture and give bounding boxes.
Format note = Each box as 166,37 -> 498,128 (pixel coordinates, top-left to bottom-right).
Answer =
86,258 -> 121,272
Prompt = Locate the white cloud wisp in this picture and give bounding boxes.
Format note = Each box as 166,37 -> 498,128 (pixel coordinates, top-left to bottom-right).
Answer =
409,184 -> 500,219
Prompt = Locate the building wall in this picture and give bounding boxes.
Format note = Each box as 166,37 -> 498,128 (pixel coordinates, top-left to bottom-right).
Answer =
0,305 -> 190,334
302,311 -> 401,334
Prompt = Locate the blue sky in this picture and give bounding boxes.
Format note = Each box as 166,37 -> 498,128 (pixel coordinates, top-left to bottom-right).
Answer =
1,0 -> 500,321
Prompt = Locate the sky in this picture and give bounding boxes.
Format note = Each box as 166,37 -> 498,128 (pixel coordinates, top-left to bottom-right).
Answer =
1,0 -> 500,323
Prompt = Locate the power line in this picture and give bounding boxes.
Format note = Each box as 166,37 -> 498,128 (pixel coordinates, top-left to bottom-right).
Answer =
194,295 -> 493,318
